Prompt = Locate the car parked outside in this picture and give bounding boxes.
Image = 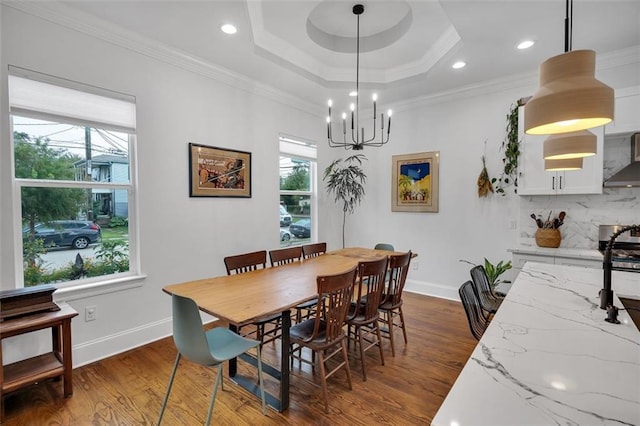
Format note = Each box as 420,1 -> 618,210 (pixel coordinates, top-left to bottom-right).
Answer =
280,228 -> 292,242
23,220 -> 102,250
289,218 -> 311,238
280,205 -> 292,226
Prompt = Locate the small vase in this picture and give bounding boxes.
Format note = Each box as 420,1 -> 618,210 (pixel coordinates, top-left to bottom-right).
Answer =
535,228 -> 561,248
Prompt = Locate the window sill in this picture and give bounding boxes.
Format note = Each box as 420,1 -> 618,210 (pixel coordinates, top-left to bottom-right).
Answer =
53,273 -> 147,302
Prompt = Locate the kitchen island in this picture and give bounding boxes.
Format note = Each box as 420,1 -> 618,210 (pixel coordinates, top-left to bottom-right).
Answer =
432,262 -> 640,426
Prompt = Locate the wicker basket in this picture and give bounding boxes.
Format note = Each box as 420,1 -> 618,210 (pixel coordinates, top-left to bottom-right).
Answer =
535,228 -> 561,248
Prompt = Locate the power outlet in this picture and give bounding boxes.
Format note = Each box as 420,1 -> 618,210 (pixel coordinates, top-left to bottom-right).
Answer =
85,305 -> 97,322
412,261 -> 419,270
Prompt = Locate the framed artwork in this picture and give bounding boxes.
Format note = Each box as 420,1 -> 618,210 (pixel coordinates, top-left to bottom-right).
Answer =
188,143 -> 251,198
391,151 -> 439,212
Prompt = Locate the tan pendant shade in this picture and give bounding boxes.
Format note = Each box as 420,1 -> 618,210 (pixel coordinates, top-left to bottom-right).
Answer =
545,157 -> 583,171
543,130 -> 596,160
524,50 -> 614,135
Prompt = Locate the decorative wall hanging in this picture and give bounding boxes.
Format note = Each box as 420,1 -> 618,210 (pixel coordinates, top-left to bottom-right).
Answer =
189,143 -> 251,198
391,151 -> 439,212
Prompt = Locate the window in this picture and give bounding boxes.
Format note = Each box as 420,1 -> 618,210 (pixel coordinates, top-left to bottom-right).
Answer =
9,67 -> 138,288
279,136 -> 317,247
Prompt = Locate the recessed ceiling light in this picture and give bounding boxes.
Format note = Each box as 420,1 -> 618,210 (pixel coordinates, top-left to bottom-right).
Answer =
220,24 -> 237,35
452,61 -> 466,69
517,40 -> 535,50
349,91 -> 357,97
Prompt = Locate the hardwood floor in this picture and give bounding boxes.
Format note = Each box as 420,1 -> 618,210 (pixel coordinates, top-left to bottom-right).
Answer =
2,293 -> 477,425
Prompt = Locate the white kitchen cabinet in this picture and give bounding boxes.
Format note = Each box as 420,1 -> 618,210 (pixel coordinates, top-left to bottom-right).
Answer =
510,248 -> 602,279
605,86 -> 640,135
517,106 -> 604,196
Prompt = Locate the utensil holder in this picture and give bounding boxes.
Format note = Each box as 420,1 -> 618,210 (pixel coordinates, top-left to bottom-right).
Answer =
535,228 -> 561,248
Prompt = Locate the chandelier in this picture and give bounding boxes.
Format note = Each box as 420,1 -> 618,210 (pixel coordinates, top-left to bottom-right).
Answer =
326,4 -> 391,150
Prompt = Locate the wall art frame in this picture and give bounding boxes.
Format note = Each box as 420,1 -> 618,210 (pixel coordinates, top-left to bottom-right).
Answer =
391,151 -> 439,212
189,143 -> 251,198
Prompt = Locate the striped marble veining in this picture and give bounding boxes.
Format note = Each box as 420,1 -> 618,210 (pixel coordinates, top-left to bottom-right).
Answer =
432,262 -> 640,426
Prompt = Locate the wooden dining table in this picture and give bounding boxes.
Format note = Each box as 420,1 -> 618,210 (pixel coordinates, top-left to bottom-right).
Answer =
162,247 -> 401,412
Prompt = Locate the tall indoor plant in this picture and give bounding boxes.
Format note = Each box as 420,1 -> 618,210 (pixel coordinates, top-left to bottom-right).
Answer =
323,154 -> 367,248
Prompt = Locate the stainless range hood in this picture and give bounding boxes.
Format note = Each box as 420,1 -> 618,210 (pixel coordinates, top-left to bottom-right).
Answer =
603,133 -> 640,188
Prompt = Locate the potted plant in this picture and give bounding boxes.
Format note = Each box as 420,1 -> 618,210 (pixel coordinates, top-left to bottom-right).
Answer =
323,154 -> 367,248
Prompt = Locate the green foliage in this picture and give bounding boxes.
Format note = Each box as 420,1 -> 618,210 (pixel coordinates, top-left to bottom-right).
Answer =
280,162 -> 310,214
108,216 -> 127,228
93,240 -> 129,274
280,162 -> 309,191
14,132 -> 85,233
323,154 -> 367,248
23,240 -> 130,287
483,258 -> 512,287
491,101 -> 523,196
22,236 -> 48,268
323,155 -> 367,214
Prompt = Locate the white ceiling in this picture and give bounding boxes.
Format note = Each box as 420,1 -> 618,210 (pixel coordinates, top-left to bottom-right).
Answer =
56,0 -> 640,109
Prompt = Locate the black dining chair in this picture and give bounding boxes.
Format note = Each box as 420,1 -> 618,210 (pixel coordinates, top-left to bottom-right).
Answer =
469,265 -> 504,317
458,280 -> 491,340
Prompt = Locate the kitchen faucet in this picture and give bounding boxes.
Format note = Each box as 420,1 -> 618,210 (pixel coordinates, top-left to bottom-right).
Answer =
601,225 -> 640,315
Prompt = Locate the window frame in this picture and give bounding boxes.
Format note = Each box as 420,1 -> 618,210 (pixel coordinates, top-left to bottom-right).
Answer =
8,69 -> 143,294
279,135 -> 317,246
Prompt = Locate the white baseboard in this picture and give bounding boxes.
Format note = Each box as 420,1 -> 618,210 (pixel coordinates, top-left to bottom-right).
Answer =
405,278 -> 460,302
73,317 -> 173,367
72,313 -> 220,367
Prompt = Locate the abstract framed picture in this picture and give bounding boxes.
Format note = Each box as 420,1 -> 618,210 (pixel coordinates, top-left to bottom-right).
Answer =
188,143 -> 251,198
391,151 -> 439,212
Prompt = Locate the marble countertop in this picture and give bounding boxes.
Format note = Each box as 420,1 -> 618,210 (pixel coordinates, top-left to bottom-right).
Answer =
509,246 -> 603,260
432,262 -> 640,426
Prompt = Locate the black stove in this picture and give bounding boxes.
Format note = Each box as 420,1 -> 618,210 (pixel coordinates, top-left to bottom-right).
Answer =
598,225 -> 640,272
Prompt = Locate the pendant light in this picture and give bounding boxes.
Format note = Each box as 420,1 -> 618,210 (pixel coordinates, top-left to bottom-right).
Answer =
545,157 -> 583,171
543,129 -> 596,160
524,0 -> 614,135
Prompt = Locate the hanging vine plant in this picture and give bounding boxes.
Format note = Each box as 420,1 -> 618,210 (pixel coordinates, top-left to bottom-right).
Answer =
492,99 -> 526,195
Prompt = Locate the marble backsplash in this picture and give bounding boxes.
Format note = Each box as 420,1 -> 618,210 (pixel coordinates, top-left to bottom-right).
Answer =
519,133 -> 640,249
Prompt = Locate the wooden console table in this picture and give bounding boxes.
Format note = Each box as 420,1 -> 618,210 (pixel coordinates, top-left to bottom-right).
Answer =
0,303 -> 78,420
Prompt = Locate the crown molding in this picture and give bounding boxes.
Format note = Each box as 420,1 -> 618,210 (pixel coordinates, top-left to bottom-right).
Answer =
393,45 -> 640,113
3,1 -> 325,117
4,2 -> 638,119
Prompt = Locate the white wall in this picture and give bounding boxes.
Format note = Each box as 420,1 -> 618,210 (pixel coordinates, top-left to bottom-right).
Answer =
2,4 -> 639,366
0,6 -> 323,366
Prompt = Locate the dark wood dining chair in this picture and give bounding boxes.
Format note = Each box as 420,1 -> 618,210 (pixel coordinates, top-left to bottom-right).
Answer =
224,250 -> 281,346
289,266 -> 357,413
459,280 -> 491,340
378,251 -> 412,357
346,256 -> 389,381
269,246 -> 314,323
469,265 -> 504,317
269,246 -> 303,266
297,242 -> 327,321
302,242 -> 327,259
